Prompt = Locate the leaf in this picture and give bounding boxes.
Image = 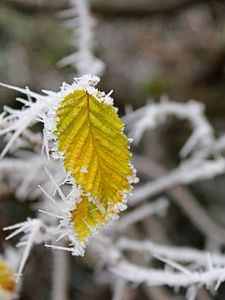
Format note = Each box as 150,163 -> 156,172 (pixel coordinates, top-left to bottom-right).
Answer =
55,89 -> 135,243
0,259 -> 16,297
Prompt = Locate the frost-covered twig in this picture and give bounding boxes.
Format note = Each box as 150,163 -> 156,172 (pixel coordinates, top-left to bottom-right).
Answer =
117,238 -> 225,266
0,154 -> 66,200
111,260 -> 225,289
58,0 -> 104,76
52,247 -> 68,300
112,278 -> 127,300
131,158 -> 225,204
3,219 -> 50,281
134,154 -> 225,245
192,133 -> 225,160
124,99 -> 225,205
92,236 -> 225,292
124,98 -> 214,157
0,83 -> 52,157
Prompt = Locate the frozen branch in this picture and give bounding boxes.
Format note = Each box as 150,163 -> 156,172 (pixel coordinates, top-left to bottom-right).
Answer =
0,83 -> 52,157
92,236 -> 225,293
52,247 -> 69,300
117,238 -> 225,266
0,154 -> 66,201
124,100 -> 225,205
124,98 -> 214,157
111,260 -> 225,289
192,133 -> 225,160
58,0 -> 105,76
133,154 -> 225,245
112,278 -> 127,300
3,219 -> 50,281
131,158 -> 225,204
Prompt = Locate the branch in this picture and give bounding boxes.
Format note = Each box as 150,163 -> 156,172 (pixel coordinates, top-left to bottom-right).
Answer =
58,0 -> 105,75
133,155 -> 225,245
95,237 -> 225,291
52,246 -> 69,300
111,260 -> 225,288
112,278 -> 127,300
117,237 -> 225,266
124,99 -> 214,157
0,155 -> 66,201
132,158 -> 225,203
3,219 -> 49,281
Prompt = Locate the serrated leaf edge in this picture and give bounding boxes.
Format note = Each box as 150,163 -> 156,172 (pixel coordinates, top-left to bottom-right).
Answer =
45,75 -> 137,255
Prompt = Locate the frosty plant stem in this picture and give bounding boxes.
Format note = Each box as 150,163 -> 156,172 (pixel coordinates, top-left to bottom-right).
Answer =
58,0 -> 105,76
52,247 -> 69,300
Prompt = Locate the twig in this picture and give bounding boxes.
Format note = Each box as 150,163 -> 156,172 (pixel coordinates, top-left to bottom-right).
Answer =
131,158 -> 225,204
58,0 -> 104,75
133,155 -> 225,245
112,278 -> 127,300
117,237 -> 225,266
3,219 -> 47,281
111,260 -> 225,288
52,246 -> 69,300
124,100 -> 214,156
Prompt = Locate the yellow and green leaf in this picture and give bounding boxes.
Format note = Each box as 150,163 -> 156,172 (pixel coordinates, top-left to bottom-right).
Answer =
55,89 -> 135,243
0,259 -> 16,297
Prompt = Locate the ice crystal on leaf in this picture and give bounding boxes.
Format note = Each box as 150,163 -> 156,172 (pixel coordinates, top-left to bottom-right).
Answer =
0,75 -> 136,255
51,76 -> 136,248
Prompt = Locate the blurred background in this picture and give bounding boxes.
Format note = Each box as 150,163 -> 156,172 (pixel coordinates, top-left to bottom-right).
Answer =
0,0 -> 225,299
